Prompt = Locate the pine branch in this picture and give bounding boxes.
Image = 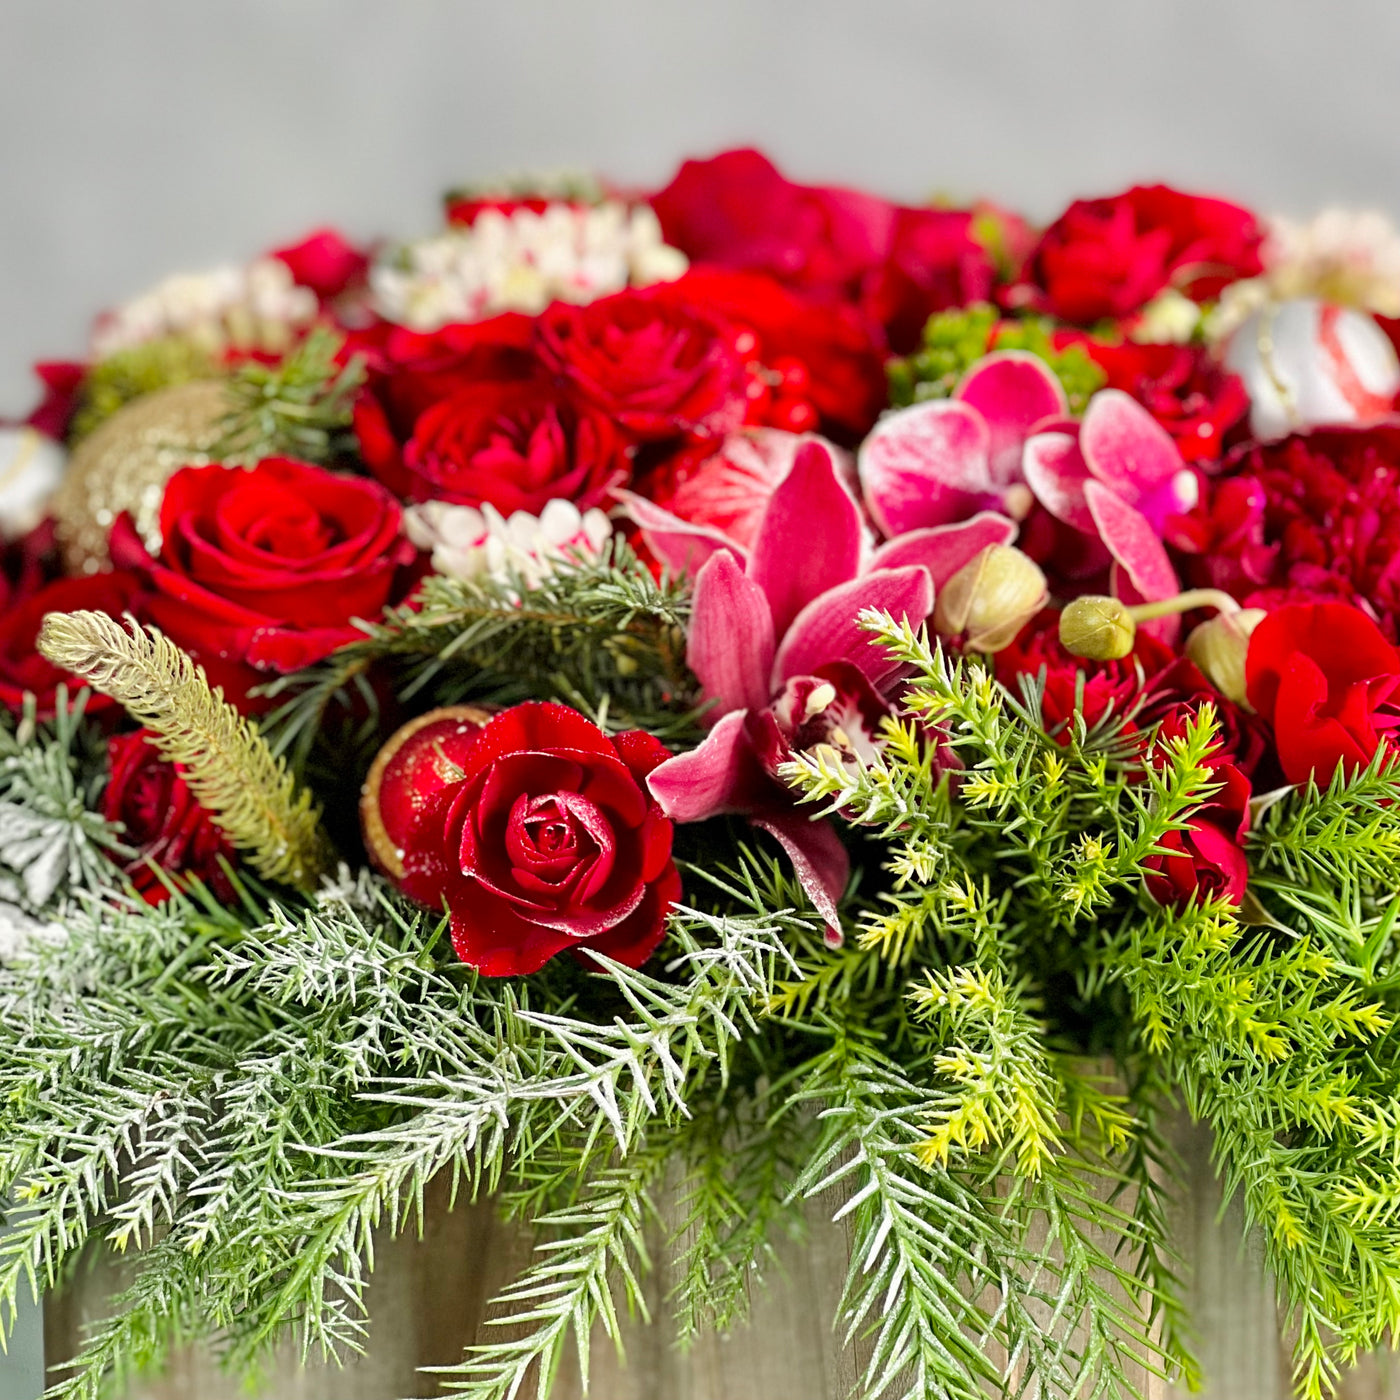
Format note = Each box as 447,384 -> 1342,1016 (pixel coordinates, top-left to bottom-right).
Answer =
36,612 -> 331,889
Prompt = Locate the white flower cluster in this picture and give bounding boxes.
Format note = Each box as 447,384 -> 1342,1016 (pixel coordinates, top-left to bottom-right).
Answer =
90,257 -> 318,358
370,202 -> 688,331
405,497 -> 613,589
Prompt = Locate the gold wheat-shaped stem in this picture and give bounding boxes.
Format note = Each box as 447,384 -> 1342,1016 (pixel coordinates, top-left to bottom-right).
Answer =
38,610 -> 332,890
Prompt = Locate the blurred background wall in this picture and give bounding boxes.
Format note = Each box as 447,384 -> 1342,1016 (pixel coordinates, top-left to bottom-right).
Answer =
0,0 -> 1395,1393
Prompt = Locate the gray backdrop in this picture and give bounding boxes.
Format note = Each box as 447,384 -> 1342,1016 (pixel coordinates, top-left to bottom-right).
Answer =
1,0 -> 1397,1395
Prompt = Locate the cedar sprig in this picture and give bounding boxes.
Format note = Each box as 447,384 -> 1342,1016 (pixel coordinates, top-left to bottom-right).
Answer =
36,611 -> 331,890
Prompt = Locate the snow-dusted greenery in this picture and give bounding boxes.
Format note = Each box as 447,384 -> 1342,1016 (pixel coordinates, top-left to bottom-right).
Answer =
5,605 -> 1400,1400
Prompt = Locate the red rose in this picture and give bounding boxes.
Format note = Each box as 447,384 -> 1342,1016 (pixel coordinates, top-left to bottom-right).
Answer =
1246,602 -> 1400,786
1022,185 -> 1264,324
1143,706 -> 1251,909
270,227 -> 369,302
111,457 -> 416,698
104,730 -> 236,904
659,268 -> 886,439
535,287 -> 748,443
1073,339 -> 1250,464
0,571 -> 145,717
399,702 -> 681,976
651,148 -> 893,298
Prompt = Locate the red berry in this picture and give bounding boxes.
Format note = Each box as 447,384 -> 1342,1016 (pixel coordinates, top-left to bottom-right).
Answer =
773,397 -> 818,433
772,356 -> 811,395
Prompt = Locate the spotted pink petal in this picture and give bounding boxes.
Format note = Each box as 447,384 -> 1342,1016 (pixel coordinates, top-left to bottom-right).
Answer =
646,710 -> 762,822
750,439 -> 862,639
955,351 -> 1068,487
868,511 -> 1018,589
1022,432 -> 1095,534
616,490 -> 744,577
1080,388 -> 1184,495
1086,481 -> 1181,643
687,551 -> 776,717
752,811 -> 850,931
858,400 -> 996,537
772,565 -> 934,690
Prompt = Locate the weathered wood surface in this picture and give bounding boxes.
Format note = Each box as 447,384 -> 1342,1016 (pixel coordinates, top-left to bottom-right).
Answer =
43,1124 -> 1400,1400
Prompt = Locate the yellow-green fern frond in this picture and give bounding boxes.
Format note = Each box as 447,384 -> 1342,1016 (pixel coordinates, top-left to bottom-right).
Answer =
37,610 -> 331,889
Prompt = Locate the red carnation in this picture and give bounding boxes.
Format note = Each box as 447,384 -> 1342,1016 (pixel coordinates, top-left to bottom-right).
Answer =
397,702 -> 681,976
104,731 -> 236,904
1246,602 -> 1400,786
535,287 -> 748,443
1021,185 -> 1264,325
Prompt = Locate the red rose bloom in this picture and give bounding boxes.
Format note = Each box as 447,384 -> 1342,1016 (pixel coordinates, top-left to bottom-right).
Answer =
1023,185 -> 1264,324
535,287 -> 747,443
104,730 -> 236,904
111,457 -> 416,700
0,571 -> 145,717
399,702 -> 681,976
1143,706 -> 1251,909
391,378 -> 631,512
1246,602 -> 1400,786
270,227 -> 369,302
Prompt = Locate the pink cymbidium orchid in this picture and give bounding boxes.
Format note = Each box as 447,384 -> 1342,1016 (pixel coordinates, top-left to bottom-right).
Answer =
858,351 -> 1197,640
637,438 -> 1012,929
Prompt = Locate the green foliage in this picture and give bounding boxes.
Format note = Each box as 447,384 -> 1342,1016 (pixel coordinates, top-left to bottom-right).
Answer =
208,326 -> 364,465
13,608 -> 1400,1400
69,339 -> 219,442
885,302 -> 1106,411
260,535 -> 701,775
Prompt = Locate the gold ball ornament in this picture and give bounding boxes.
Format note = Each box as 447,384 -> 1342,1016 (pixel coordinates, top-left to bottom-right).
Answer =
50,379 -> 234,574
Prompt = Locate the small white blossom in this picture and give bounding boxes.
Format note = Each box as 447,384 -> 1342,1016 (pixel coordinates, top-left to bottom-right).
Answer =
405,498 -> 614,589
90,257 -> 317,358
370,201 -> 688,331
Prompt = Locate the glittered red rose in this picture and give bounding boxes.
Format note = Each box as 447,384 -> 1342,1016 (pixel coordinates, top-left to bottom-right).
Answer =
382,703 -> 681,976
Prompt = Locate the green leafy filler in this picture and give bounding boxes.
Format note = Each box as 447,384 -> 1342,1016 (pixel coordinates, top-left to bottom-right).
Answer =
2,610 -> 1400,1400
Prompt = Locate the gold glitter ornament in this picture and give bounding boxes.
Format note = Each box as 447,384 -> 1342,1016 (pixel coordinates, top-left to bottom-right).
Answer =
51,379 -> 234,574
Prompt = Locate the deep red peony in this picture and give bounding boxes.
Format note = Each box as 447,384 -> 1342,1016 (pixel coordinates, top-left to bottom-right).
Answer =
0,570 -> 145,717
1022,185 -> 1264,325
104,730 -> 237,903
535,287 -> 748,442
111,457 -> 417,701
396,702 -> 681,976
1246,602 -> 1400,786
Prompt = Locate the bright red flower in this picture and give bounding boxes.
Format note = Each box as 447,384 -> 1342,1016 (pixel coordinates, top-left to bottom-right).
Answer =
1143,706 -> 1251,909
0,571 -> 145,718
398,702 -> 681,976
1021,185 -> 1264,324
1246,602 -> 1400,786
535,287 -> 747,442
270,227 -> 369,302
104,730 -> 236,903
111,457 -> 416,702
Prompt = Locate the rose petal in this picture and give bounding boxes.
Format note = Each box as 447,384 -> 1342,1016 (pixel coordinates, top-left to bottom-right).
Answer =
772,565 -> 934,689
687,551 -> 776,717
857,399 -> 995,537
749,439 -> 862,638
954,350 -> 1067,486
869,511 -> 1018,589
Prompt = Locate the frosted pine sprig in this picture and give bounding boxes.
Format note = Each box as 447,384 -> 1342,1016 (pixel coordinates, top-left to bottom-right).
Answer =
37,610 -> 331,889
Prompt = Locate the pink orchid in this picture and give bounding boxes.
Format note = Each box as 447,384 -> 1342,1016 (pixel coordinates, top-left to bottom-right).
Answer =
637,438 -> 1013,927
858,351 -> 1197,640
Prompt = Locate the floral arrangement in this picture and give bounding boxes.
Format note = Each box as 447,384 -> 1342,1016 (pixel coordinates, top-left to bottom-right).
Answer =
7,148 -> 1400,1400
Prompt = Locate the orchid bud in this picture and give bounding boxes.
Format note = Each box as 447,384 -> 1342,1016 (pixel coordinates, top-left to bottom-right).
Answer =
933,545 -> 1047,653
1185,608 -> 1267,706
1059,596 -> 1136,661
